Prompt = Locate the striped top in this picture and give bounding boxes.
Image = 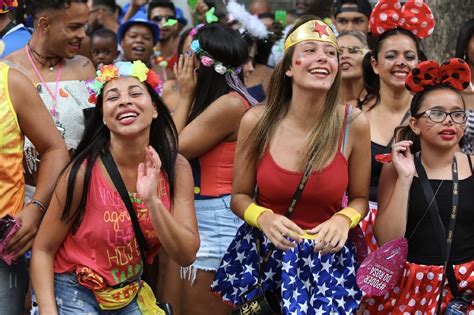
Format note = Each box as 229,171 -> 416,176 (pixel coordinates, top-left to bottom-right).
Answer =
462,109 -> 474,155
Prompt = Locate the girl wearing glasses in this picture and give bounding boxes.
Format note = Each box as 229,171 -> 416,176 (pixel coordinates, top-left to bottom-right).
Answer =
336,31 -> 369,104
365,58 -> 474,314
356,0 -> 435,254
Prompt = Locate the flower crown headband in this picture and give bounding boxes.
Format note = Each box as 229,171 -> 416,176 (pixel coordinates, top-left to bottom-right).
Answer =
189,25 -> 241,75
405,58 -> 471,93
86,61 -> 162,104
0,0 -> 18,13
369,0 -> 435,38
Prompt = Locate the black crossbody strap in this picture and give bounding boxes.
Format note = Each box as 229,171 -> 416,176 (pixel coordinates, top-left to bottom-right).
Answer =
255,149 -> 318,286
414,154 -> 460,313
101,148 -> 149,262
285,149 -> 318,218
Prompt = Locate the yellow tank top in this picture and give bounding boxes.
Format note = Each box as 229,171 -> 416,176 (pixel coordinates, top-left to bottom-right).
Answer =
0,62 -> 24,217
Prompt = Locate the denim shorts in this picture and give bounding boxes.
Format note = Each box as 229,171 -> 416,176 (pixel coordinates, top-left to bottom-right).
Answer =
54,273 -> 140,315
0,256 -> 28,315
193,195 -> 243,271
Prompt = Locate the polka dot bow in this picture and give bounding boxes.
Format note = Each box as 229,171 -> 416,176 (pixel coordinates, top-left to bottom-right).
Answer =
405,58 -> 471,93
369,0 -> 435,38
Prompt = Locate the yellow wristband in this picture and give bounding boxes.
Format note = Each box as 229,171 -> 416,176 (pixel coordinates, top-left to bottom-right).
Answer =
243,203 -> 273,229
334,207 -> 361,229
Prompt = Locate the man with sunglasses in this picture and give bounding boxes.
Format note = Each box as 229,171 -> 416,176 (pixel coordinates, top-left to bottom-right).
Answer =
148,0 -> 179,71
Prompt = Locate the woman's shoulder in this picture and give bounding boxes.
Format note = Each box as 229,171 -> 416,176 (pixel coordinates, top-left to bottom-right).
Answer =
211,92 -> 249,113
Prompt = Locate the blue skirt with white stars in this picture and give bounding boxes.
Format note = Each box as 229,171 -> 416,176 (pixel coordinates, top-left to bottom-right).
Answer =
211,223 -> 362,315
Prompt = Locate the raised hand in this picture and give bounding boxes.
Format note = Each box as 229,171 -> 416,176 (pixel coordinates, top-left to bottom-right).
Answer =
131,0 -> 149,8
174,53 -> 197,99
391,140 -> 415,179
137,146 -> 162,204
257,211 -> 304,251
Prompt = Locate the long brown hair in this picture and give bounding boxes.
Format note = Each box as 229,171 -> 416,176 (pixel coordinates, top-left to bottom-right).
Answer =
246,17 -> 342,171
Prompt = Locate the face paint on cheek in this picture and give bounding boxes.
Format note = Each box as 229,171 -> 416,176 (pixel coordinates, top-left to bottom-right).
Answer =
295,53 -> 305,66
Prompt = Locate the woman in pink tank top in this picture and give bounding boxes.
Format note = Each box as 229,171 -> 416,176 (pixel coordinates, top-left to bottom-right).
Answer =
212,17 -> 371,314
30,61 -> 199,315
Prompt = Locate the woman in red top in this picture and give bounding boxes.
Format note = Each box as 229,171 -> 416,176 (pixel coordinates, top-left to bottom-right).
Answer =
30,61 -> 199,314
212,17 -> 370,314
170,23 -> 257,315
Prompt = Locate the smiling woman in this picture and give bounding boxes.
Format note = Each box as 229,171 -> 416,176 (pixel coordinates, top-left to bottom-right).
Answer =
30,61 -> 199,315
355,0 -> 435,260
337,30 -> 369,103
211,16 -> 371,314
366,58 -> 474,314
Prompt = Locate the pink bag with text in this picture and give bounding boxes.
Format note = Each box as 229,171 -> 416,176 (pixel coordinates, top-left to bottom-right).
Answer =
356,237 -> 408,297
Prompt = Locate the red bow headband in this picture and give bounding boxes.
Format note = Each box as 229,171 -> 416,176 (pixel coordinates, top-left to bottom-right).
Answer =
405,58 -> 471,93
369,0 -> 435,38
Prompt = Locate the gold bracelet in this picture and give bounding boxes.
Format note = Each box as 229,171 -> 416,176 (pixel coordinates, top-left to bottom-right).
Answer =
243,203 -> 273,229
334,207 -> 361,229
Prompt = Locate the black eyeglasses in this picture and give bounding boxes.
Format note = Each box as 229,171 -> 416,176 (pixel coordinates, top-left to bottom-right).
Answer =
151,15 -> 176,23
414,109 -> 467,124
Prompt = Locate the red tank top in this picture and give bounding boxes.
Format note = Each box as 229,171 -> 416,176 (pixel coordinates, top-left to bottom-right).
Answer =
256,106 -> 351,230
192,92 -> 251,198
54,162 -> 170,286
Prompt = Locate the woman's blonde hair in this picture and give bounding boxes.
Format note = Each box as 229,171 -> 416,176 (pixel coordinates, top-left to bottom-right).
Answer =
246,16 -> 342,171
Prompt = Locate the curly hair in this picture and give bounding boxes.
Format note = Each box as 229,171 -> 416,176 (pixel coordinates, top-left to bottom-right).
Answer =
26,0 -> 87,19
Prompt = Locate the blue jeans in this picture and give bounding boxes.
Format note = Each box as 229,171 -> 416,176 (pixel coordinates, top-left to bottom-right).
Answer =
193,195 -> 243,271
54,273 -> 141,315
0,256 -> 28,315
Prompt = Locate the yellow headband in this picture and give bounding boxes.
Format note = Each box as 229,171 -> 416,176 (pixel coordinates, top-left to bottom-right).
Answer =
284,20 -> 338,51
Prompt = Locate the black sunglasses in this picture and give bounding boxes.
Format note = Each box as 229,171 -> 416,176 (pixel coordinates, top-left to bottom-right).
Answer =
151,15 -> 176,23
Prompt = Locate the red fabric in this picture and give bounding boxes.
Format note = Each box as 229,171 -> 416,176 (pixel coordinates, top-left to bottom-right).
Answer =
167,54 -> 179,70
256,151 -> 349,230
406,58 -> 472,93
54,162 -> 171,286
363,260 -> 474,314
369,0 -> 435,38
196,92 -> 251,197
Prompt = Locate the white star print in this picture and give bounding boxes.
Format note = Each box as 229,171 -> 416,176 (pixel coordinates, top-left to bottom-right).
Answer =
321,260 -> 332,273
226,273 -> 237,285
282,260 -> 293,273
299,302 -> 309,313
347,286 -> 358,298
317,282 -> 329,295
264,268 -> 276,280
336,297 -> 345,308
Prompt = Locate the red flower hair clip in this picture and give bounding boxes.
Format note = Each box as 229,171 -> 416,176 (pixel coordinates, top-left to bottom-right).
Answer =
405,58 -> 471,93
369,0 -> 435,38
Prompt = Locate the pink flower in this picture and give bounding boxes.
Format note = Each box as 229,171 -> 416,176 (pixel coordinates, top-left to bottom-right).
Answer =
201,56 -> 214,67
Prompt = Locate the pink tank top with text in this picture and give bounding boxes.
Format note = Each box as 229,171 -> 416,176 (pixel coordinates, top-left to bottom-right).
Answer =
54,162 -> 170,286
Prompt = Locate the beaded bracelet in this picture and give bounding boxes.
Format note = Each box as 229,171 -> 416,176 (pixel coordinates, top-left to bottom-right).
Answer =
28,199 -> 47,215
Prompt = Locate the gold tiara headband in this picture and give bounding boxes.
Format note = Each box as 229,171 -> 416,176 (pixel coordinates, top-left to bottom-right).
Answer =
284,20 -> 338,51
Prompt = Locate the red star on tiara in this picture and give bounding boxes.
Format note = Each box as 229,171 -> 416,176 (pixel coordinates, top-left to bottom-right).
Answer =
313,22 -> 329,36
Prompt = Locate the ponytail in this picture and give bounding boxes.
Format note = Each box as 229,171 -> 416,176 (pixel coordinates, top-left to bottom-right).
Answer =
359,52 -> 380,110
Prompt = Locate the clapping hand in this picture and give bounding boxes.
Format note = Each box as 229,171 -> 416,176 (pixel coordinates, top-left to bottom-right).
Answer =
137,146 -> 162,204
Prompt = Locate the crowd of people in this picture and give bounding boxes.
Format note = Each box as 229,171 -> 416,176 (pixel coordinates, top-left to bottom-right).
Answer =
0,0 -> 473,314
